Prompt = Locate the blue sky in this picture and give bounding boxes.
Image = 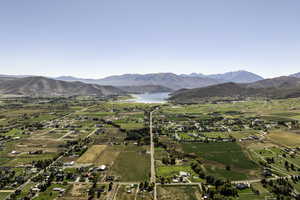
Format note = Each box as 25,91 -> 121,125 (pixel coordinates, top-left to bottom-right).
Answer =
0,0 -> 299,78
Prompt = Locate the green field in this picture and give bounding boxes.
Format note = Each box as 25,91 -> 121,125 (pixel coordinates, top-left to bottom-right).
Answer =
205,165 -> 248,180
112,151 -> 150,182
182,142 -> 258,170
0,192 -> 11,200
35,184 -> 69,200
157,166 -> 195,178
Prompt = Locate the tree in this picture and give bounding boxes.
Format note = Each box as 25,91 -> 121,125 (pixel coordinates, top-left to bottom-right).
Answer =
108,182 -> 113,191
225,165 -> 231,171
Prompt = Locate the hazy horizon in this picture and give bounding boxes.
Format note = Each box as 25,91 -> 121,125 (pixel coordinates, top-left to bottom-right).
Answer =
0,69 -> 298,79
1,1 -> 300,78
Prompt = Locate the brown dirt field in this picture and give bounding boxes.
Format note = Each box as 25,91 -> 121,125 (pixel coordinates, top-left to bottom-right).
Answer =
70,183 -> 88,197
59,183 -> 110,200
95,150 -> 120,166
16,138 -> 63,153
20,138 -> 63,147
267,131 -> 300,147
77,145 -> 107,164
115,185 -> 137,200
157,186 -> 202,200
136,191 -> 153,200
244,142 -> 277,150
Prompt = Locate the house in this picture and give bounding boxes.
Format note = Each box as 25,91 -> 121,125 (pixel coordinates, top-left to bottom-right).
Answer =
96,165 -> 107,171
64,161 -> 75,166
262,169 -> 272,177
236,183 -> 249,190
106,176 -> 114,181
179,171 -> 189,177
53,188 -> 66,193
11,150 -> 19,154
31,187 -> 40,193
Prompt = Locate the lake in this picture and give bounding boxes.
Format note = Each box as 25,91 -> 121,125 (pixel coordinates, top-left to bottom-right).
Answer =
126,92 -> 170,103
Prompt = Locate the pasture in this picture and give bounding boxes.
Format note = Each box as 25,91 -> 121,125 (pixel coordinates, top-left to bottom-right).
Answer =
157,185 -> 202,200
111,151 -> 150,182
77,145 -> 107,164
181,142 -> 258,170
204,165 -> 248,180
0,193 -> 11,200
95,147 -> 120,166
156,166 -> 195,178
267,131 -> 300,147
115,185 -> 138,200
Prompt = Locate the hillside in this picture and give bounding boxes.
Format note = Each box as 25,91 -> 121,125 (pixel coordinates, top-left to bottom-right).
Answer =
247,76 -> 300,89
169,83 -> 267,103
169,77 -> 300,103
0,77 -> 125,97
118,85 -> 173,94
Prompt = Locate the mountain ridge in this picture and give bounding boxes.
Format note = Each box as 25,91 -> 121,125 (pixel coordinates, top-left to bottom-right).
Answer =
169,76 -> 300,103
0,76 -> 125,97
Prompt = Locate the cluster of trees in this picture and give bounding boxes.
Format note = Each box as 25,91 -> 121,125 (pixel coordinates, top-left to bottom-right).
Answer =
139,181 -> 154,192
88,175 -> 107,200
125,128 -> 150,145
32,159 -> 53,169
0,169 -> 26,189
202,181 -> 239,200
190,160 -> 242,199
284,161 -> 298,171
261,177 -> 300,200
162,156 -> 176,165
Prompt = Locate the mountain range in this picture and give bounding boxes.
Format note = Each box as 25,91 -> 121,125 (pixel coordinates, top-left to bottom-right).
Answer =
169,76 -> 300,103
0,70 -> 300,98
56,70 -> 264,90
180,70 -> 264,83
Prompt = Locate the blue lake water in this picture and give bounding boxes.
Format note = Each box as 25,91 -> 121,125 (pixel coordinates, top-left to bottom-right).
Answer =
127,92 -> 170,103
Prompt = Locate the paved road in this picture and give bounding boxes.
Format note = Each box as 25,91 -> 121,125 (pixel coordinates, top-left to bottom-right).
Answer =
149,110 -> 157,200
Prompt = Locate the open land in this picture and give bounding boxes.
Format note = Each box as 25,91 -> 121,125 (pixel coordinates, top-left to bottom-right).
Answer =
0,96 -> 299,200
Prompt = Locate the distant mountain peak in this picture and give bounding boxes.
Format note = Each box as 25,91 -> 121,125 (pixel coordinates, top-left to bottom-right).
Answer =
180,70 -> 263,83
290,72 -> 300,78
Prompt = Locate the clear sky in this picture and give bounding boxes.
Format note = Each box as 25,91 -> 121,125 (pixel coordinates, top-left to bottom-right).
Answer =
0,0 -> 299,78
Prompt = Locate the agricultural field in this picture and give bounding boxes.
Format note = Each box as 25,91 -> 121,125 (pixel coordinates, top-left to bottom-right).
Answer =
111,149 -> 150,182
35,184 -> 70,200
0,192 -> 11,200
267,130 -> 300,147
157,185 -> 202,200
77,145 -> 107,164
115,184 -> 138,200
157,165 -> 195,178
181,142 -> 258,170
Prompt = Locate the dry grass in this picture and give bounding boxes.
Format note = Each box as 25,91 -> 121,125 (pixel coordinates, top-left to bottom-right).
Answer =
244,142 -> 277,150
95,149 -> 120,166
115,185 -> 137,200
77,145 -> 107,164
267,131 -> 300,147
157,186 -> 202,200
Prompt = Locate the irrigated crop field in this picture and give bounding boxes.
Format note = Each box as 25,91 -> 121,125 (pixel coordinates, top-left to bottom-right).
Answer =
181,142 -> 258,170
